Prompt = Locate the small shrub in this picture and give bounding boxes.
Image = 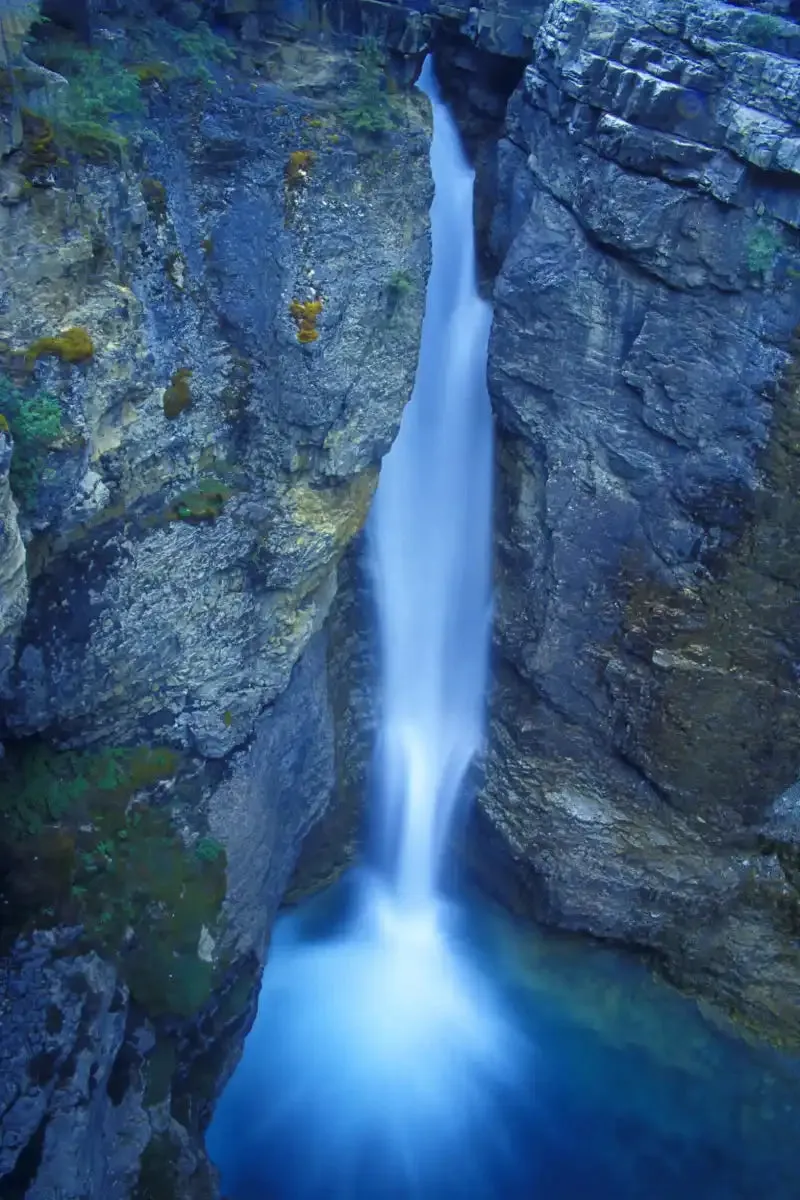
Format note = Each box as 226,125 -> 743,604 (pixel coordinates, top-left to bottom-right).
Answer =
386,269 -> 416,320
342,40 -> 399,136
151,18 -> 235,87
128,61 -> 177,86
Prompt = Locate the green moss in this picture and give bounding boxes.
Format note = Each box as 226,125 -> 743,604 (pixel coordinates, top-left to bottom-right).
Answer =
196,836 -> 224,862
0,742 -> 178,840
0,739 -> 227,1019
19,109 -> 60,177
141,176 -> 167,222
26,327 -> 94,365
167,478 -> 232,522
162,368 -> 192,419
129,61 -> 177,85
747,222 -> 782,276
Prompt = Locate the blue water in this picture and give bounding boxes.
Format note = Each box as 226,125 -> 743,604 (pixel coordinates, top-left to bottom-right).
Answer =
208,875 -> 800,1200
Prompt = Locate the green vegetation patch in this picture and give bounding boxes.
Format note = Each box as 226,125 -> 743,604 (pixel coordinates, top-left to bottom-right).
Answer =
29,42 -> 144,162
0,741 -> 227,1018
0,373 -> 63,507
342,40 -> 403,136
136,18 -> 236,89
166,477 -> 233,522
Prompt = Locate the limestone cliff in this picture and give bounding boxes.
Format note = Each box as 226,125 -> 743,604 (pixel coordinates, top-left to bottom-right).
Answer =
0,5 -> 431,1195
474,0 -> 800,1047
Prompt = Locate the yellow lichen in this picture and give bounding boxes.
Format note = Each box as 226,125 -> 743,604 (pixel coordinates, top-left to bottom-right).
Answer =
285,150 -> 314,190
25,327 -> 94,366
289,298 -> 323,344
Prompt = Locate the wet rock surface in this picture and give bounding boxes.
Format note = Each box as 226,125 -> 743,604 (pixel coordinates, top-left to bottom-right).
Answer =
478,0 -> 800,1046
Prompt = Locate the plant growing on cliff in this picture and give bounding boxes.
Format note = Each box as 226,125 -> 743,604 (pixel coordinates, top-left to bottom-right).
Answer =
25,40 -> 143,160
342,39 -> 399,136
386,268 -> 416,319
145,16 -> 235,88
0,373 -> 62,506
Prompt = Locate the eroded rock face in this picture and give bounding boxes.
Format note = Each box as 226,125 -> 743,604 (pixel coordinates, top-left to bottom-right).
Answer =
0,10 -> 431,1196
479,0 -> 800,1045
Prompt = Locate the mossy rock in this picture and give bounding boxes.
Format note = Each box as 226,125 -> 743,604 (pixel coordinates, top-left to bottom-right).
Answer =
19,109 -> 60,178
25,327 -> 94,366
141,175 -> 168,222
163,368 -> 192,419
166,478 -> 232,522
129,61 -> 178,86
0,740 -> 227,1019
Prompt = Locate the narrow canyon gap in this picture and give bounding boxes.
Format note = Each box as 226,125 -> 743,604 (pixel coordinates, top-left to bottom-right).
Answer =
206,56 -> 532,1200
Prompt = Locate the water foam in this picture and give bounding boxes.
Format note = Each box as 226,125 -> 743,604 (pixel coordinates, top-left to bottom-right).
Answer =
209,881 -> 530,1199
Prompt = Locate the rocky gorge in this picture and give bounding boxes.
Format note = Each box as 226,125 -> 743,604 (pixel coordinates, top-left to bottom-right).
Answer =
0,0 -> 799,1195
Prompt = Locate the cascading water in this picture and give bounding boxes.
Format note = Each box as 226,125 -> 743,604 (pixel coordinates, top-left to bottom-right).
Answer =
369,53 -> 493,910
207,57 -> 530,1200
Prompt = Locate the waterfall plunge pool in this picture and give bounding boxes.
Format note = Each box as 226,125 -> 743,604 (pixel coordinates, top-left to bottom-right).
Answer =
207,873 -> 800,1200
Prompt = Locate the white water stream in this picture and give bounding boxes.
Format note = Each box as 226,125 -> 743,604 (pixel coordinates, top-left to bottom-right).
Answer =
369,56 -> 493,910
207,59 -> 524,1200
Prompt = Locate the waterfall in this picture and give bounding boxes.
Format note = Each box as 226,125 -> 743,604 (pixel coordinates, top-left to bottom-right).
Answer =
369,57 -> 493,910
207,58 -> 526,1200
